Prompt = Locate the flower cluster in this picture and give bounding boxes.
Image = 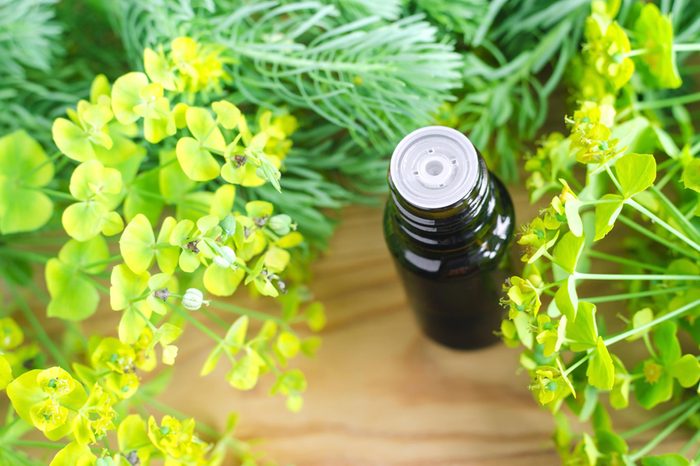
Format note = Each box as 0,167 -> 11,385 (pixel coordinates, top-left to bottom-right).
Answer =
0,35 -> 323,466
504,3 -> 700,463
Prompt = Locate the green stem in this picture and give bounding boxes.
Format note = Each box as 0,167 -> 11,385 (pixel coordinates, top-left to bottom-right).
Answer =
674,43 -> 700,52
622,397 -> 698,440
236,45 -> 389,73
628,401 -> 700,461
656,163 -> 683,191
210,299 -> 288,328
627,199 -> 700,253
605,165 -> 624,193
604,298 -> 700,346
634,91 -> 700,110
92,280 -> 110,294
650,186 -> 700,244
82,254 -> 121,269
680,429 -> 700,456
40,188 -> 75,201
625,48 -> 647,57
10,286 -> 70,369
587,249 -> 666,273
574,272 -> 700,281
0,248 -> 51,264
26,151 -> 64,179
170,304 -> 224,344
200,307 -> 230,330
585,285 -> 691,304
563,353 -> 590,376
7,440 -> 65,450
618,215 -> 699,260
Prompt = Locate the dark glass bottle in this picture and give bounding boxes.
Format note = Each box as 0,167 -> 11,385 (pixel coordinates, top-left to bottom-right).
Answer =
383,126 -> 515,350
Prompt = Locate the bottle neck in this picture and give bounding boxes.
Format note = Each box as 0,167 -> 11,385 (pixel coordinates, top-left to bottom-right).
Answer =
388,156 -> 496,249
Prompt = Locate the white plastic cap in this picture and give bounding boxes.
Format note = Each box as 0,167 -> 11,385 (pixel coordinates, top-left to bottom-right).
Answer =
389,126 -> 479,210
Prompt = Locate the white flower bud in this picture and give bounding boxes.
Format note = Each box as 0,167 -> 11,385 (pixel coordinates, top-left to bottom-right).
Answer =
213,246 -> 236,268
268,214 -> 293,236
182,288 -> 205,311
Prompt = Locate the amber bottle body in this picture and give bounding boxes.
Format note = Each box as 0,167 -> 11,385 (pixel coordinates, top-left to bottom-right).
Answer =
384,155 -> 515,350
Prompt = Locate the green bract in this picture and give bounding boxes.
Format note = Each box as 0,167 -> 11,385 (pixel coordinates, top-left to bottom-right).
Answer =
509,2 -> 700,463
46,236 -> 109,320
633,3 -> 682,89
2,22 -> 354,466
0,131 -> 54,234
7,367 -> 87,440
62,160 -> 124,241
176,107 -> 225,181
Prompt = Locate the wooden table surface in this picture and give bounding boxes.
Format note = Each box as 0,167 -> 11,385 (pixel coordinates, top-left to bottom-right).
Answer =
14,186 -> 687,465
159,190 -> 575,466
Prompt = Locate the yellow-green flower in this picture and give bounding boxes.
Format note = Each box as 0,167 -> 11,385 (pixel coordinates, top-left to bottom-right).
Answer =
0,317 -> 24,350
633,3 -> 682,89
583,18 -> 634,91
147,415 -> 210,465
7,367 -> 87,440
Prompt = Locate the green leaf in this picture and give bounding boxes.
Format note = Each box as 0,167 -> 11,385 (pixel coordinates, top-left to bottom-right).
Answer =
186,107 -> 226,151
227,355 -> 259,390
111,72 -> 148,124
654,321 -> 681,366
552,232 -> 584,274
627,307 -> 654,341
109,264 -> 149,311
203,263 -> 245,296
119,304 -> 149,344
120,214 -> 156,274
212,101 -> 241,130
669,354 -> 700,388
52,118 -> 95,162
0,131 -> 54,234
641,454 -> 690,466
49,442 -> 96,466
305,302 -> 327,332
62,202 -> 107,241
200,347 -> 223,376
0,355 -> 13,390
564,198 -> 583,237
245,200 -> 274,219
224,316 -> 249,347
276,332 -> 300,358
614,153 -> 656,198
124,170 -> 164,225
175,137 -> 220,181
635,363 -> 673,409
144,48 -> 176,91
155,217 -> 179,274
634,3 -> 682,89
566,302 -> 598,352
594,194 -> 624,240
554,275 -> 578,320
586,337 -> 615,390
45,258 -> 100,321
69,160 -> 122,205
117,414 -> 151,461
682,158 -> 700,193
57,237 -> 109,274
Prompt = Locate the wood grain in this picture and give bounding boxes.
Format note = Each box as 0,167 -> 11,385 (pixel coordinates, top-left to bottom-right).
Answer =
157,189 -> 689,465
9,186 -> 689,465
156,190 -> 570,466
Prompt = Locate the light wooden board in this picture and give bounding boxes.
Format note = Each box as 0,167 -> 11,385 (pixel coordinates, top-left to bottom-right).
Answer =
12,187 -> 689,465
156,191 -> 690,465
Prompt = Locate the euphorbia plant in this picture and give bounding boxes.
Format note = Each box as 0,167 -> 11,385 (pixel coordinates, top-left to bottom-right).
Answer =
0,36 -> 325,465
505,2 -> 700,464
